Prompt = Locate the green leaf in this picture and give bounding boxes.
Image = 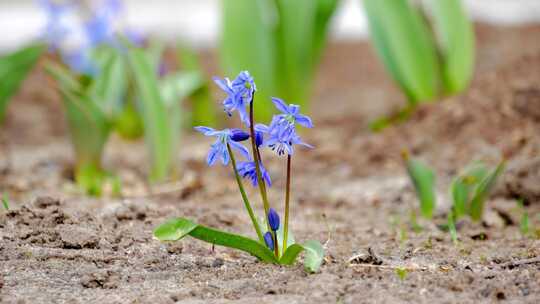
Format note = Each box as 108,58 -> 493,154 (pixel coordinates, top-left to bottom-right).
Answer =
89,47 -> 127,117
405,157 -> 436,219
0,44 -> 44,122
128,46 -> 178,182
363,0 -> 439,103
278,240 -> 324,273
426,0 -> 475,94
450,162 -> 488,218
302,240 -> 324,273
154,218 -> 278,263
469,161 -> 505,221
279,244 -> 305,265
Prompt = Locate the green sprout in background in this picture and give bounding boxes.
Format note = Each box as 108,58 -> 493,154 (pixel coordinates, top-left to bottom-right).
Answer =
220,0 -> 339,121
404,153 -> 505,241
363,0 -> 475,130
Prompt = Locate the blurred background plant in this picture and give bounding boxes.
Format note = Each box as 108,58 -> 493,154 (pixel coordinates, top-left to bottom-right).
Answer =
220,0 -> 340,121
363,0 -> 475,130
40,0 -> 208,194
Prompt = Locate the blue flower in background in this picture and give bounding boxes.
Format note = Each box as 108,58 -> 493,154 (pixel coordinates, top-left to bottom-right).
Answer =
194,126 -> 250,166
236,161 -> 272,187
256,118 -> 313,156
213,71 -> 256,126
263,232 -> 274,251
39,0 -> 139,75
271,97 -> 313,128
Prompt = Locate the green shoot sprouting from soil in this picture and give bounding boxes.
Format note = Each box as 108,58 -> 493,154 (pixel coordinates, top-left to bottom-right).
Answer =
403,152 -> 505,241
2,192 -> 9,211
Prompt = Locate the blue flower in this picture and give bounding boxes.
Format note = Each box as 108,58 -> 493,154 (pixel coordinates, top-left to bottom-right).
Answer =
194,126 -> 250,166
255,118 -> 313,156
213,71 -> 256,125
236,161 -> 271,187
271,97 -> 313,128
264,232 -> 274,251
84,0 -> 124,46
268,208 -> 280,231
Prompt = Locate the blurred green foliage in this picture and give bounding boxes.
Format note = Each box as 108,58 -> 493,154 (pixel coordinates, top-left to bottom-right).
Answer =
220,0 -> 339,121
0,44 -> 44,123
363,0 -> 475,123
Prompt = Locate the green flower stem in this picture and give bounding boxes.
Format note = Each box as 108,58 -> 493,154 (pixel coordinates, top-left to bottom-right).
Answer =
282,154 -> 292,253
227,143 -> 265,243
248,96 -> 271,230
273,231 -> 279,257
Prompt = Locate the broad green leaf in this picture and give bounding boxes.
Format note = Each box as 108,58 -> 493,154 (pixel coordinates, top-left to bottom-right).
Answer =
469,161 -> 505,221
221,0 -> 277,121
279,243 -> 305,265
154,218 -> 278,263
363,0 -> 439,103
0,44 -> 44,121
426,0 -> 475,94
128,46 -> 177,182
303,240 -> 324,273
154,217 -> 198,241
405,157 -> 436,219
278,240 -> 325,273
450,162 -> 489,218
177,46 -> 217,126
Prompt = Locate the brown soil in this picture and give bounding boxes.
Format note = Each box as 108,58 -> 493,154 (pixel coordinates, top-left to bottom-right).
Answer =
1,23 -> 540,304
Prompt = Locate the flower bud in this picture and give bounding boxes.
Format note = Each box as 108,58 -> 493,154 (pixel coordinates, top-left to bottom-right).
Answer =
264,232 -> 274,251
255,131 -> 264,147
230,128 -> 250,142
268,208 -> 280,231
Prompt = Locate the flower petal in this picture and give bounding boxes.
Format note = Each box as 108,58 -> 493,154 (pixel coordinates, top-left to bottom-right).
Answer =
271,97 -> 289,114
295,114 -> 313,128
229,141 -> 250,159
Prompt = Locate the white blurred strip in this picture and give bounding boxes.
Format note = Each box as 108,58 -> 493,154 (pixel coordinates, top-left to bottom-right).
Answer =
1,0 -> 540,52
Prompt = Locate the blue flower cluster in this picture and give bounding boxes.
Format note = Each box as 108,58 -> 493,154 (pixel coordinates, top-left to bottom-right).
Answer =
38,0 -> 140,75
196,71 -> 313,182
195,71 -> 313,252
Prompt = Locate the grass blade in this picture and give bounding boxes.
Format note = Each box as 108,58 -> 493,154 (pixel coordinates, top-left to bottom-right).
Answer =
426,0 -> 475,94
154,218 -> 278,263
363,0 -> 439,103
405,156 -> 436,219
469,161 -> 505,221
0,44 -> 44,122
